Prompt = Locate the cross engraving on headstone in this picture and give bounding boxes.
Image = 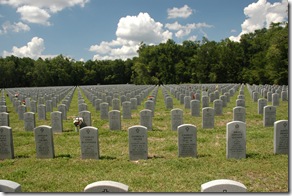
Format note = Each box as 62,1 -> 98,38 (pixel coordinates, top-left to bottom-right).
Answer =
102,189 -> 109,192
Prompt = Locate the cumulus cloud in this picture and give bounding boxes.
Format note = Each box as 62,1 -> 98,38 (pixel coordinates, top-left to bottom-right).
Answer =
230,0 -> 288,42
17,6 -> 51,25
3,37 -> 45,59
116,12 -> 172,44
90,12 -> 173,60
0,0 -> 89,13
0,21 -> 30,34
0,0 -> 89,26
187,35 -> 198,41
165,22 -> 213,38
167,5 -> 193,19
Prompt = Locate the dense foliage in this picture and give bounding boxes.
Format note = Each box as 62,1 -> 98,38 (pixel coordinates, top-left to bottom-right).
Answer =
0,22 -> 288,88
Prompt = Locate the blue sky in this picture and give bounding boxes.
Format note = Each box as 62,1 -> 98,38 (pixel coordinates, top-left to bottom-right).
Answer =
0,0 -> 288,61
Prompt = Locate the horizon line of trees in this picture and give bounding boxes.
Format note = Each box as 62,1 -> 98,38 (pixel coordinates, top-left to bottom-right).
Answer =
0,22 -> 288,88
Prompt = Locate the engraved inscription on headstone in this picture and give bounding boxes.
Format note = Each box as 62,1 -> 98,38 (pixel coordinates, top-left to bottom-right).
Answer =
80,126 -> 99,159
140,109 -> 152,131
109,110 -> 121,130
24,112 -> 36,131
51,111 -> 63,133
0,126 -> 14,159
233,107 -> 246,122
202,107 -> 214,129
34,125 -> 55,159
171,108 -> 183,131
128,125 -> 148,161
263,106 -> 276,127
178,124 -> 197,157
226,121 -> 246,159
0,112 -> 9,126
274,120 -> 288,154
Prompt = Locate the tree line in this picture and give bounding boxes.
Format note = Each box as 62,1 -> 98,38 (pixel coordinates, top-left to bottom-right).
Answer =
0,22 -> 288,88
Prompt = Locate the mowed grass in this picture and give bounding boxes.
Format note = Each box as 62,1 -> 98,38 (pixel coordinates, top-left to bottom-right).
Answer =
0,85 -> 288,192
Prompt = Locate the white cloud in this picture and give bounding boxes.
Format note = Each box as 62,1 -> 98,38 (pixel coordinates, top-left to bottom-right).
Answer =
230,0 -> 288,42
17,6 -> 51,25
0,0 -> 89,26
165,21 -> 182,30
167,5 -> 193,19
116,12 -> 172,44
3,37 -> 45,59
187,35 -> 198,41
0,0 -> 89,13
165,22 -> 213,38
90,12 -> 173,60
0,21 -> 30,34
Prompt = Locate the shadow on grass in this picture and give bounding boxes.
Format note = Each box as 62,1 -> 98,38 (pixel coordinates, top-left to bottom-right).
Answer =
148,155 -> 165,159
15,155 -> 30,159
55,154 -> 72,158
197,154 -> 211,158
63,129 -> 75,132
99,155 -> 116,160
246,152 -> 273,159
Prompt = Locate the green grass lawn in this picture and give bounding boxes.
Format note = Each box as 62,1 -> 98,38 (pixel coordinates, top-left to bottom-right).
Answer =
0,85 -> 289,192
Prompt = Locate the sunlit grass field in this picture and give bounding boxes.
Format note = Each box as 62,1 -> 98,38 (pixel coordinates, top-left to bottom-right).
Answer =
0,85 -> 289,192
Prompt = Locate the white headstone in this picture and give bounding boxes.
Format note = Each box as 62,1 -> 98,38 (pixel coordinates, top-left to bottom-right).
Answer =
51,111 -> 63,133
272,93 -> 279,106
202,107 -> 214,129
184,96 -> 191,109
226,121 -> 246,159
58,104 -> 67,120
140,109 -> 152,131
37,104 -> 46,120
79,126 -> 99,159
84,181 -> 129,192
258,98 -> 267,115
128,125 -> 148,161
122,101 -> 132,119
0,112 -> 9,126
100,102 -> 109,120
109,110 -> 121,130
24,112 -> 36,131
201,179 -> 247,192
233,107 -> 246,122
263,106 -> 276,127
177,124 -> 197,158
34,125 -> 55,159
171,108 -> 183,131
0,126 -> 14,159
213,99 -> 223,116
0,180 -> 21,192
274,120 -> 288,154
79,111 -> 91,127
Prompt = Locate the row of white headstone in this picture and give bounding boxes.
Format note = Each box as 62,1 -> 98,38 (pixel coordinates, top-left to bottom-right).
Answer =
0,179 -> 248,192
0,118 -> 288,161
